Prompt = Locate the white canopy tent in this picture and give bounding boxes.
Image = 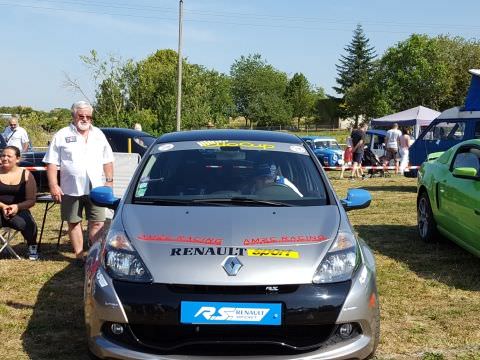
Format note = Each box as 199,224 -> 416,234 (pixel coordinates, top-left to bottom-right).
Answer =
371,106 -> 441,138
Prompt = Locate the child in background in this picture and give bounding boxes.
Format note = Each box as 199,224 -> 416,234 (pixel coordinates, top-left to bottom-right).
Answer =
340,141 -> 353,179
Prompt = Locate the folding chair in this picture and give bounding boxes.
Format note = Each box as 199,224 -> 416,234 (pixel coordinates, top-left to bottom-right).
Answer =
0,228 -> 21,259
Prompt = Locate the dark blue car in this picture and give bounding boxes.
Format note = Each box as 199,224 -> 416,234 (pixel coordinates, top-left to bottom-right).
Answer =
406,69 -> 480,177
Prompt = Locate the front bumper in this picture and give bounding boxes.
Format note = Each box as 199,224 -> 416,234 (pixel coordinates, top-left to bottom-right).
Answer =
85,264 -> 378,360
318,156 -> 343,167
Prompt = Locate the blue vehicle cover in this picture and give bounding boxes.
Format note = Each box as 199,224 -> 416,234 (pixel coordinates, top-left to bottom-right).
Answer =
465,69 -> 480,111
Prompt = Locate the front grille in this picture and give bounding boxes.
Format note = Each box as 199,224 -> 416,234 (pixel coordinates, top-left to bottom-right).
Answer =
128,323 -> 335,351
111,280 -> 352,354
168,284 -> 298,295
103,321 -> 362,355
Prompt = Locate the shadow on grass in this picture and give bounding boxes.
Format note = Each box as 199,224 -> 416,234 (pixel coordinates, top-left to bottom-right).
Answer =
6,240 -> 74,262
21,261 -> 89,360
359,185 -> 417,193
357,224 -> 480,291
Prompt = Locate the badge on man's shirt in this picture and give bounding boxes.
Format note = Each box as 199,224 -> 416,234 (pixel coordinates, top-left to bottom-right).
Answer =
65,136 -> 77,143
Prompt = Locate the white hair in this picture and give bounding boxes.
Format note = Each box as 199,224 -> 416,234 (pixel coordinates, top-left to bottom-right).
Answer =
71,100 -> 93,116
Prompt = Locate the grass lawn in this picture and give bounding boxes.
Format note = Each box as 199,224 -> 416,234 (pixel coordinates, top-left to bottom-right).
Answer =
1,175 -> 480,359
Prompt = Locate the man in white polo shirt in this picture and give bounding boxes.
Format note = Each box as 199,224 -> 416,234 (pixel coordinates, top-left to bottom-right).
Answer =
43,101 -> 114,264
2,116 -> 30,152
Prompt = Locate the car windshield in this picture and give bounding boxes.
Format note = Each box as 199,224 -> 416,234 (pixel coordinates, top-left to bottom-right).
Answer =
327,141 -> 341,150
314,140 -> 341,150
133,140 -> 328,206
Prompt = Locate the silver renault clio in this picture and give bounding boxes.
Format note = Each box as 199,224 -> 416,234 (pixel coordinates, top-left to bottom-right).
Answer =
85,130 -> 379,360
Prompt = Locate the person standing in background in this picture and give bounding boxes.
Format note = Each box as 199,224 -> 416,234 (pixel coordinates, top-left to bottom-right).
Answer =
340,140 -> 353,179
43,101 -> 114,266
399,128 -> 412,175
384,123 -> 402,174
350,123 -> 368,180
2,116 -> 30,153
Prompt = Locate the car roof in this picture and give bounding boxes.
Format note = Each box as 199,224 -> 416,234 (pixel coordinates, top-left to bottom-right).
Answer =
157,129 -> 303,144
366,129 -> 387,136
100,127 -> 154,137
437,106 -> 480,120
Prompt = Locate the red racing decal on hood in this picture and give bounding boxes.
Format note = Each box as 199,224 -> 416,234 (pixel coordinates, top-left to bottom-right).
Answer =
243,235 -> 327,246
138,234 -> 223,246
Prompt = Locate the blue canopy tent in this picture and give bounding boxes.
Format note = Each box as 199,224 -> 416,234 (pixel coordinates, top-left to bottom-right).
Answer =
371,106 -> 441,139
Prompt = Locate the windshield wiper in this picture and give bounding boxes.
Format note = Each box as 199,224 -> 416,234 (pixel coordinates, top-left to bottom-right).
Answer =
192,197 -> 293,207
134,198 -> 195,205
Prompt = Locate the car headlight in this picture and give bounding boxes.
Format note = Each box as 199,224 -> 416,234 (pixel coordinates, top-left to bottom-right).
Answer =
312,231 -> 360,284
104,231 -> 153,283
332,154 -> 338,161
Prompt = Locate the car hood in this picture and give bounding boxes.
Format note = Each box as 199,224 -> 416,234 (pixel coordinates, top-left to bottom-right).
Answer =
120,204 -> 341,285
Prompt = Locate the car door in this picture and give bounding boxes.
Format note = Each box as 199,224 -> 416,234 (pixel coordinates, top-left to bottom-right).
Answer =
475,120 -> 480,139
438,145 -> 480,254
411,120 -> 467,165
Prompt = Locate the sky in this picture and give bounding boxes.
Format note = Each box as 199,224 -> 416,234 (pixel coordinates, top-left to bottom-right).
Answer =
1,0 -> 480,111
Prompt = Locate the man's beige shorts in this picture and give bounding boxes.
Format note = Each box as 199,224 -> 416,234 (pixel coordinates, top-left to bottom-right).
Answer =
61,194 -> 106,223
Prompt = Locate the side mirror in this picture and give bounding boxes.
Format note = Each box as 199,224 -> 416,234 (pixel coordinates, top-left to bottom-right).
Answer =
427,151 -> 444,161
341,189 -> 371,211
90,186 -> 120,210
452,167 -> 477,178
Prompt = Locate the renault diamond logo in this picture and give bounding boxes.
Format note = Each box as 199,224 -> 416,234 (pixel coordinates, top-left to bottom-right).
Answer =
222,256 -> 243,276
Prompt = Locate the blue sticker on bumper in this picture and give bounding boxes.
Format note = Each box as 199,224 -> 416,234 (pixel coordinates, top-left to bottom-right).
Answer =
181,301 -> 282,325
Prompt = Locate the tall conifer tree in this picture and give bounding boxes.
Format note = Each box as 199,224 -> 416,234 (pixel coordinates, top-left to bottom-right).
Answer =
334,24 -> 376,96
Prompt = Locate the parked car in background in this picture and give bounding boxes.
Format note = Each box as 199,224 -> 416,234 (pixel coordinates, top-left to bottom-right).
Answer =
406,110 -> 480,177
407,69 -> 480,177
364,130 -> 387,160
20,127 -> 155,193
101,127 -> 155,156
85,129 -> 379,360
301,135 -> 344,166
417,139 -> 480,257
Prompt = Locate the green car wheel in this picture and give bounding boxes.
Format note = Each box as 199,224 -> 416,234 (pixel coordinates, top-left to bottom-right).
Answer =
417,192 -> 438,243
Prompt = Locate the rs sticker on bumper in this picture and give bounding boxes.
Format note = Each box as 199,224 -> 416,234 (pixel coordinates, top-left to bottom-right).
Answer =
181,301 -> 282,325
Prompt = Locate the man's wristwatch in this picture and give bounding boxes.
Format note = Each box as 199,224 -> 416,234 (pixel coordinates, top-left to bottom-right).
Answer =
105,177 -> 114,182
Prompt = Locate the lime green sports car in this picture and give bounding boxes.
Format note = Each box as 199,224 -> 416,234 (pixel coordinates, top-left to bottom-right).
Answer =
417,139 -> 480,256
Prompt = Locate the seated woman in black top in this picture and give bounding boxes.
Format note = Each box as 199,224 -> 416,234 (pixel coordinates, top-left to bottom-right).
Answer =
0,146 -> 38,260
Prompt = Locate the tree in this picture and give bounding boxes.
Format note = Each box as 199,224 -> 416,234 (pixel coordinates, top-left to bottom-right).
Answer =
230,54 -> 291,127
377,34 -> 451,112
343,61 -> 392,122
334,24 -> 376,96
435,35 -> 480,109
249,93 -> 292,127
202,70 -> 235,127
313,96 -> 341,129
82,49 -> 235,134
285,73 -> 317,129
78,50 -> 133,127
